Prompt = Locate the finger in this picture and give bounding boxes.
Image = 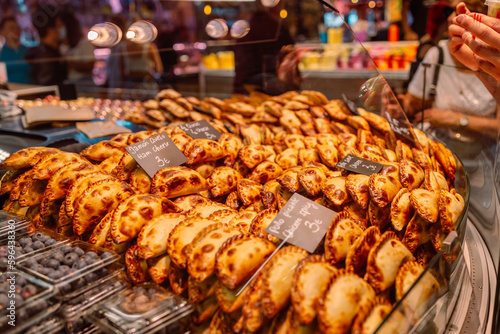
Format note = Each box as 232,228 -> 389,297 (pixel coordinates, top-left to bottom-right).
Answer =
450,34 -> 480,70
455,2 -> 469,15
462,31 -> 500,63
449,23 -> 467,39
473,54 -> 500,82
455,14 -> 500,47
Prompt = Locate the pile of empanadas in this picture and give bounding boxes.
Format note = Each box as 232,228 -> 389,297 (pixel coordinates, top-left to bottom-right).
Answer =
1,88 -> 465,333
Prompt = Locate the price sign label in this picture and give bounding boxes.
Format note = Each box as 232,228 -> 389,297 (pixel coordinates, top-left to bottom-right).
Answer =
178,120 -> 221,141
336,154 -> 383,176
126,133 -> 187,178
381,109 -> 415,142
265,193 -> 337,253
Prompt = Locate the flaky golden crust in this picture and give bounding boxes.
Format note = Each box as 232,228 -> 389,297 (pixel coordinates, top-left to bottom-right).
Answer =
345,226 -> 380,276
351,297 -> 392,334
215,233 -> 276,290
0,147 -> 58,170
324,211 -> 364,265
368,199 -> 391,230
298,166 -> 327,197
366,231 -> 415,293
151,166 -> 208,198
125,245 -> 150,284
32,152 -> 87,180
248,208 -> 280,244
237,179 -> 262,206
410,188 -> 439,223
183,138 -> 226,164
369,173 -> 401,208
291,255 -> 337,325
249,161 -> 283,184
346,174 -> 370,210
402,213 -> 432,253
44,161 -> 97,202
390,188 -> 414,231
88,211 -> 113,247
80,140 -> 126,161
322,176 -> 351,207
64,172 -> 115,217
208,166 -> 243,197
438,189 -> 465,233
147,253 -> 171,285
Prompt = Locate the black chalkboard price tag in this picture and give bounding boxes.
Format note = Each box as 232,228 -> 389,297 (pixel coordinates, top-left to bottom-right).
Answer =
178,120 -> 221,141
381,110 -> 415,142
265,193 -> 338,253
125,133 -> 188,178
336,154 -> 383,176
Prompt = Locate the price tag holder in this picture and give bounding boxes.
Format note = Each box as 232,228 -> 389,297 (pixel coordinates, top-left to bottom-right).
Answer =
336,154 -> 383,176
265,193 -> 337,253
125,133 -> 188,178
381,109 -> 415,142
178,120 -> 221,141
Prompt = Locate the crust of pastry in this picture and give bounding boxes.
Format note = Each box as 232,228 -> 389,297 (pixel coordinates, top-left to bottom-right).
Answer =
399,159 -> 425,191
402,213 -> 432,253
147,253 -> 171,284
208,166 -> 243,197
298,167 -> 327,197
322,176 -> 351,207
410,188 -> 439,223
168,261 -> 189,295
18,177 -> 47,207
345,226 -> 380,277
88,211 -> 113,247
218,133 -> 244,167
237,179 -> 262,206
65,172 -> 116,217
73,179 -> 135,235
275,148 -> 299,170
80,140 -> 126,161
351,297 -> 392,334
249,161 -> 283,184
151,166 -> 208,198
0,147 -> 58,170
0,169 -> 26,196
125,245 -> 150,284
113,153 -> 137,181
248,208 -> 280,244
239,145 -> 274,169
44,161 -> 97,202
32,152 -> 87,180
227,211 -> 257,233
438,189 -> 465,233
346,174 -> 370,210
261,246 -> 309,319
390,188 -> 414,231
277,166 -> 303,193
318,270 -> 376,334
366,231 -> 415,293
369,173 -> 401,208
214,233 -> 276,290
188,275 -> 217,304
186,223 -> 243,283
129,166 -> 151,194
137,212 -> 185,259
183,138 -> 226,164
291,255 -> 337,325
324,211 -> 364,265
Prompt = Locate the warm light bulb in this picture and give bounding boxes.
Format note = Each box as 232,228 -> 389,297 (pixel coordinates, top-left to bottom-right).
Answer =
126,30 -> 136,39
87,30 -> 99,41
368,1 -> 376,8
204,5 -> 212,15
280,9 -> 288,19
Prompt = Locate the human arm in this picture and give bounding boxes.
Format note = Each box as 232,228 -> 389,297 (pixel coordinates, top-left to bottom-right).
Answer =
413,104 -> 500,139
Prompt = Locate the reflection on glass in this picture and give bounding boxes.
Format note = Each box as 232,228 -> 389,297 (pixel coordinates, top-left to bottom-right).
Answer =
205,19 -> 229,39
230,20 -> 250,39
87,22 -> 122,48
126,20 -> 158,44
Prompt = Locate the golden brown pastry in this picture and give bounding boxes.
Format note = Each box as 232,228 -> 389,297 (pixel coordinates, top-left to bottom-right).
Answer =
239,145 -> 274,169
236,178 -> 262,206
183,138 -> 225,164
218,133 -> 244,167
324,212 -> 364,265
322,176 -> 351,207
345,226 -> 380,276
438,189 -> 465,233
32,152 -> 87,180
249,161 -> 283,184
369,173 -> 401,208
80,140 -> 126,161
410,188 -> 439,223
64,172 -> 115,217
351,297 -> 393,334
346,174 -> 370,209
148,253 -> 171,285
208,166 -> 243,197
0,147 -> 59,170
390,188 -> 414,231
151,166 -> 208,198
137,212 -> 185,259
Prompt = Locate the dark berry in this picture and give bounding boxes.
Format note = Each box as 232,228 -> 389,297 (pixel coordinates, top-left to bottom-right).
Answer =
31,241 -> 45,250
64,253 -> 79,266
73,247 -> 85,256
21,284 -> 37,299
61,246 -> 73,254
46,259 -> 60,270
51,252 -> 65,263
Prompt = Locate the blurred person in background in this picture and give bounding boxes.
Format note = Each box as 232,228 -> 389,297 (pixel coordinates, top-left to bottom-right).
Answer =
404,0 -> 500,157
60,10 -> 95,86
0,16 -> 31,83
401,0 -> 437,41
25,5 -> 67,86
233,3 -> 295,95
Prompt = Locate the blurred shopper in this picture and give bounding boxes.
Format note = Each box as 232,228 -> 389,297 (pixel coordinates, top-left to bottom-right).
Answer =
25,6 -> 67,86
401,0 -> 437,41
233,5 -> 295,95
0,16 -> 31,83
405,0 -> 500,157
60,10 -> 95,85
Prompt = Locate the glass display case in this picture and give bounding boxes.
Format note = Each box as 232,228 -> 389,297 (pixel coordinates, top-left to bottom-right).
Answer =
0,0 -> 498,333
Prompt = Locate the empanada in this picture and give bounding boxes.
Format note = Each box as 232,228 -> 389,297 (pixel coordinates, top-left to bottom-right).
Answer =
241,271 -> 266,332
424,168 -> 449,193
237,179 -> 262,206
275,148 -> 299,170
410,188 -> 439,223
0,169 -> 27,195
399,159 -> 424,190
0,147 -> 58,170
298,148 -> 321,166
346,174 -> 370,209
298,166 -> 327,197
357,108 -> 391,133
396,140 -> 413,162
186,223 -> 243,283
88,211 -> 113,247
44,161 -> 97,202
160,99 -> 190,118
249,208 -> 280,243
316,144 -> 339,168
324,211 -> 364,264
80,140 -> 126,161
322,176 -> 351,207
345,226 -> 380,277
168,261 -> 189,295
249,161 -> 283,184
129,166 -> 151,193
125,245 -> 150,284
366,231 -> 415,293
261,246 -> 309,318
32,152 -> 87,180
151,166 -> 208,198
9,169 -> 35,201
276,166 -> 303,193
227,211 -> 257,232
137,212 -> 185,259
109,132 -> 132,145
215,280 -> 250,313
368,199 -> 391,230
188,275 -> 217,304
438,189 -> 465,233
402,213 -> 432,252
187,201 -> 233,219
351,297 -> 393,334
215,234 -> 276,289
218,133 -> 244,167
147,253 -> 171,284
395,261 -> 440,324
369,173 -> 401,208
240,124 -> 262,144
113,153 -> 137,181
225,191 -> 243,210
291,255 -> 337,325
72,179 -> 136,235
314,118 -> 333,134
318,270 -> 376,334
283,134 -> 306,149
111,194 -> 177,243
183,138 -> 226,164
239,145 -> 274,169
169,132 -> 193,152
18,177 -> 47,207
65,172 -> 115,217
167,217 -> 218,268
207,209 -> 238,225
172,194 -> 210,214
303,135 -> 318,149
390,188 -> 414,231
324,101 -> 349,121
208,166 -> 243,197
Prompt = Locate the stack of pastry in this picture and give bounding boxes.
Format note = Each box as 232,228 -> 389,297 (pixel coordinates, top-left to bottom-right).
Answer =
0,89 -> 465,333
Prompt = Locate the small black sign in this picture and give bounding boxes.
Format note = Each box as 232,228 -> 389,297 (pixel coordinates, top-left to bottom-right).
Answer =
125,133 -> 188,178
265,193 -> 337,253
336,154 -> 383,176
178,120 -> 221,141
381,110 -> 415,142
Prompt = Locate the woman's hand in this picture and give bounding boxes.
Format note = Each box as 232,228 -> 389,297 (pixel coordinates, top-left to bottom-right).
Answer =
413,108 -> 461,127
